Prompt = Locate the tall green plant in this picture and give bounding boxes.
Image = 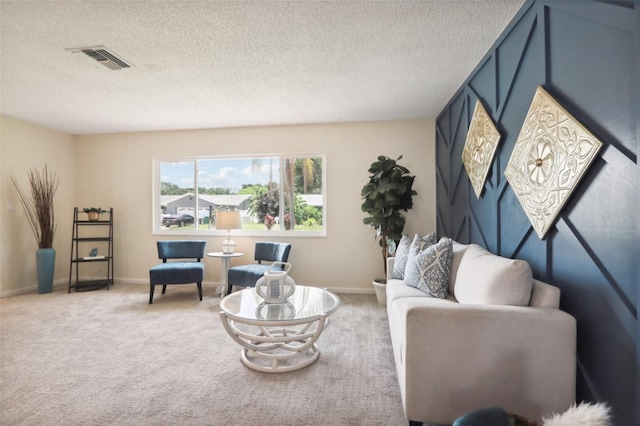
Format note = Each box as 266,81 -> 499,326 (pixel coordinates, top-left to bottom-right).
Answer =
361,155 -> 416,276
11,165 -> 59,249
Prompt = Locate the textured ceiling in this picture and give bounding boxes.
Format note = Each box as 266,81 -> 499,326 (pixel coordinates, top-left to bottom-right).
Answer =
0,0 -> 524,135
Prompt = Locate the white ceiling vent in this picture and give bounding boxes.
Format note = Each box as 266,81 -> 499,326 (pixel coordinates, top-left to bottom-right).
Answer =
66,46 -> 133,70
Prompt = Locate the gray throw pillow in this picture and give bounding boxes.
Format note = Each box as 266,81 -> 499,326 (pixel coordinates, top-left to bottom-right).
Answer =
404,232 -> 437,275
391,235 -> 412,279
405,237 -> 453,299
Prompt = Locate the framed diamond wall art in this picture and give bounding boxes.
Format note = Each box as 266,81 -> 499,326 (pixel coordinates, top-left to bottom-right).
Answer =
462,99 -> 501,198
504,86 -> 603,239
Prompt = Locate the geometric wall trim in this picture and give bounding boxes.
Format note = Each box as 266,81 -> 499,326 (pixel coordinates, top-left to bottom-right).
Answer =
462,99 -> 501,198
504,86 -> 603,239
436,1 -> 638,423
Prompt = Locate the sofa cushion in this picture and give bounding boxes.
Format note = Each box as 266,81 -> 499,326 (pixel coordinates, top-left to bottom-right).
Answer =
391,234 -> 412,279
404,237 -> 453,299
387,278 -> 431,302
454,244 -> 532,306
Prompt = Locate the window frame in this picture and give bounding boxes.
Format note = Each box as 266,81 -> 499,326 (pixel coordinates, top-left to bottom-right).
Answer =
152,153 -> 327,237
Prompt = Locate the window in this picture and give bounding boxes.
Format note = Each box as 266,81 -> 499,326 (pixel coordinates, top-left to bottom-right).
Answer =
153,154 -> 326,236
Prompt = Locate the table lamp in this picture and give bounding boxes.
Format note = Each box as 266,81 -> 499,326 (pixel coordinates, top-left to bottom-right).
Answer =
217,210 -> 242,254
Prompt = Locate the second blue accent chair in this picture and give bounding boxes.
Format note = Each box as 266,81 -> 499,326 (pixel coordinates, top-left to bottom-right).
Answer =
149,240 -> 206,304
226,242 -> 291,295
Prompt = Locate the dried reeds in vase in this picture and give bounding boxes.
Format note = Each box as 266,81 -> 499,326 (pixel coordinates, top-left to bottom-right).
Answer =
11,165 -> 59,249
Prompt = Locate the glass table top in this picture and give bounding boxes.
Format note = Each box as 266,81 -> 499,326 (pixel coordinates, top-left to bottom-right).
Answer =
220,286 -> 341,322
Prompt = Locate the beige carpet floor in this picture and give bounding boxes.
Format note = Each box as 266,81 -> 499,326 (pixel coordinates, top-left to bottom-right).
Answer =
0,283 -> 407,425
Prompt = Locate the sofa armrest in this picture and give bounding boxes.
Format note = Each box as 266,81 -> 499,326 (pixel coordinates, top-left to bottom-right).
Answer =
387,257 -> 395,282
389,298 -> 576,424
530,279 -> 560,308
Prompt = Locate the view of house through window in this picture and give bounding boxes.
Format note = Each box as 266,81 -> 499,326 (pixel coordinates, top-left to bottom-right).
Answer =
154,155 -> 325,235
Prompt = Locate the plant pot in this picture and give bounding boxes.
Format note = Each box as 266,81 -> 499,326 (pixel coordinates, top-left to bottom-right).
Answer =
372,279 -> 387,306
36,248 -> 56,294
87,211 -> 100,221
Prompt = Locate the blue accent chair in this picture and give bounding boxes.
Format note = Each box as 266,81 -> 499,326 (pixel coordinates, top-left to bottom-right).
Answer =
149,240 -> 206,304
226,242 -> 291,295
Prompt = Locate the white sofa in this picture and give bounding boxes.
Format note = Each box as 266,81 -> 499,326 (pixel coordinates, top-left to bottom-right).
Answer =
386,240 -> 576,425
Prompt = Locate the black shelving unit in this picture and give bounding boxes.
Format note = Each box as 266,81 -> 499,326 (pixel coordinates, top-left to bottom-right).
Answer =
68,207 -> 114,292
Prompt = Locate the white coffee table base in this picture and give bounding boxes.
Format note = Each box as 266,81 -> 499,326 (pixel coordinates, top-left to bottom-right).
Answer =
219,313 -> 328,373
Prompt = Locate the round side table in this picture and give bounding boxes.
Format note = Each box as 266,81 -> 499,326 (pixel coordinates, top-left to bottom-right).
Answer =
206,252 -> 244,297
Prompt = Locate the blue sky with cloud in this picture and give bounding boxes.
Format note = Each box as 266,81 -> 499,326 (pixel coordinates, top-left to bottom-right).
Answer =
161,157 -> 279,193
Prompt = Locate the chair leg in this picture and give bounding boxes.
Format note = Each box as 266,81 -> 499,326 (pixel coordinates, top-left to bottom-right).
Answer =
162,284 -> 167,294
227,282 -> 233,295
149,284 -> 155,304
197,282 -> 202,301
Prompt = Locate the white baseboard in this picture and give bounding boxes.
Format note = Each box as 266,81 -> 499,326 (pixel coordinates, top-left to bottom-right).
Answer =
1,277 -> 374,298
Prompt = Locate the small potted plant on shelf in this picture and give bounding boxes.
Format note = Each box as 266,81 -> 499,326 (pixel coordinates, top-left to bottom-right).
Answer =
361,155 -> 417,304
83,207 -> 106,221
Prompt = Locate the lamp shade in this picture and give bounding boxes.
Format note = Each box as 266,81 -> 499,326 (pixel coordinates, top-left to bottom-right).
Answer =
216,210 -> 242,230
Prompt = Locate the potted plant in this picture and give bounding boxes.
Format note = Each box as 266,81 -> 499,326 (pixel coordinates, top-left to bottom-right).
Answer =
83,207 -> 106,221
11,165 -> 59,294
361,155 -> 417,304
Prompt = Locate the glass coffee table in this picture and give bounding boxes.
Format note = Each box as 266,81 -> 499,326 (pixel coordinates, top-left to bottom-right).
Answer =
219,286 -> 340,373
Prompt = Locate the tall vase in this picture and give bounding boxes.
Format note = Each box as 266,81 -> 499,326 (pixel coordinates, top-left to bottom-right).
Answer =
36,248 -> 56,294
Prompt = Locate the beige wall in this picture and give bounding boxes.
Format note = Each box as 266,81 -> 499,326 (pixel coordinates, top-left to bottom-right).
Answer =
1,115 -> 76,295
1,117 -> 435,295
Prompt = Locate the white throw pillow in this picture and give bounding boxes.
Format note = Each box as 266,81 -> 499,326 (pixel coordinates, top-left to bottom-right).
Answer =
404,237 -> 453,299
454,244 -> 532,306
391,235 -> 412,279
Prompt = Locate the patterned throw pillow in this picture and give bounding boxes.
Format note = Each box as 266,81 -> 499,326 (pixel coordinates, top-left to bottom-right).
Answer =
404,237 -> 453,299
391,235 -> 412,279
404,232 -> 437,274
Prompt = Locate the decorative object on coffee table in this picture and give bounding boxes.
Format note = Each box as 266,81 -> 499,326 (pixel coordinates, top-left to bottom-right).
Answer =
255,262 -> 295,303
462,99 -> 501,198
504,86 -> 603,239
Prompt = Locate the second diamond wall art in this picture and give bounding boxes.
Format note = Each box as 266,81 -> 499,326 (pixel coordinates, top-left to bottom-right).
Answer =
462,99 -> 501,198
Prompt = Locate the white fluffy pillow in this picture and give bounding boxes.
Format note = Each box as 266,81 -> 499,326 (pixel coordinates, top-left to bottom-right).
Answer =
543,402 -> 611,426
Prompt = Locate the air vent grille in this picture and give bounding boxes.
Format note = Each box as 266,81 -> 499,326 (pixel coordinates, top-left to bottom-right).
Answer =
67,45 -> 133,70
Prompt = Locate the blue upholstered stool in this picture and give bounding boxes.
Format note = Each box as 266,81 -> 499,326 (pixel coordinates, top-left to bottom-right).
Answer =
149,240 -> 206,304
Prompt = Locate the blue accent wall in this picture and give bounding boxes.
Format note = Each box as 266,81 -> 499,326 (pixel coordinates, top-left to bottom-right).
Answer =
435,1 -> 638,424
